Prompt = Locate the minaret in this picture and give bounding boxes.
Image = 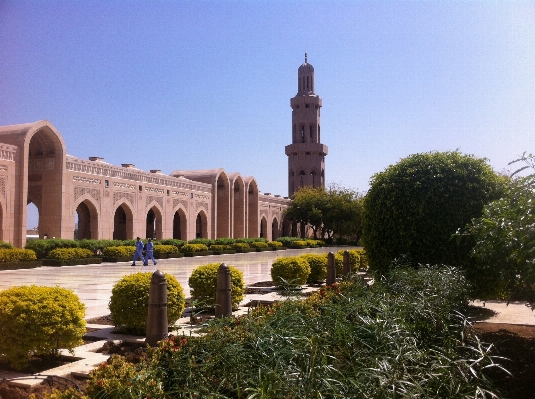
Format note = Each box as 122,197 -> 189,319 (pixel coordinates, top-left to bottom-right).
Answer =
285,53 -> 328,197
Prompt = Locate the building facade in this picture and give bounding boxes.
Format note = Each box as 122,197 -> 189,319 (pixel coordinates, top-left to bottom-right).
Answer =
286,54 -> 328,196
0,120 -> 292,248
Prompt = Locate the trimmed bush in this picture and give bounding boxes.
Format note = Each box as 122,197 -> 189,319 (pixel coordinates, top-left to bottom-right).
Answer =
271,256 -> 311,288
231,242 -> 250,250
77,239 -> 124,253
213,238 -> 236,246
250,241 -> 269,249
153,244 -> 179,257
158,239 -> 186,249
209,244 -> 230,251
267,241 -> 283,248
188,263 -> 245,309
362,151 -> 504,275
336,249 -> 360,270
290,240 -> 308,248
0,285 -> 86,370
109,272 -> 185,335
188,238 -> 214,246
0,240 -> 13,249
0,248 -> 37,262
24,238 -> 79,259
48,248 -> 94,260
300,254 -> 327,283
103,246 -> 136,257
181,243 -> 209,253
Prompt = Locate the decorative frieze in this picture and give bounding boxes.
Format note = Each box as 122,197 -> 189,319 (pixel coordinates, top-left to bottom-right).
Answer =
195,194 -> 210,200
113,191 -> 135,206
113,182 -> 136,190
74,187 -> 100,204
146,195 -> 164,209
0,149 -> 16,162
173,198 -> 189,211
0,177 -> 5,198
73,176 -> 101,185
145,187 -> 165,194
0,165 -> 8,172
172,191 -> 189,197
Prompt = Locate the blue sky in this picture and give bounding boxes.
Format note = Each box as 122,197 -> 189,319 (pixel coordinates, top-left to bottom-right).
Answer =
1,1 -> 534,215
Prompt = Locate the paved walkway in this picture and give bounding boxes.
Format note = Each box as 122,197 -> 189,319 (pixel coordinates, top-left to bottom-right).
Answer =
0,247 -> 347,320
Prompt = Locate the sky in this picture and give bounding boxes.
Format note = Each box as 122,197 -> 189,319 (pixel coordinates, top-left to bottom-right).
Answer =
1,0 -> 534,228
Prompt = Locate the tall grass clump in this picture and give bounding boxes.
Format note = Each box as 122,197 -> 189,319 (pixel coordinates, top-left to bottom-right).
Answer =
79,265 -> 505,398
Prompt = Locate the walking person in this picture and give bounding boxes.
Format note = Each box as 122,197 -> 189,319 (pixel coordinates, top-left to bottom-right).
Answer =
131,237 -> 145,266
144,238 -> 157,266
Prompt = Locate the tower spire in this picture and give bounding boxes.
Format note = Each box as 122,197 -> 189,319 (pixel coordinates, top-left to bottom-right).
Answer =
305,52 -> 307,63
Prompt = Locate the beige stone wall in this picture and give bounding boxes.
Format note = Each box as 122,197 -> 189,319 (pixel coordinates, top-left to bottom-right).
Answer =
0,120 -> 293,246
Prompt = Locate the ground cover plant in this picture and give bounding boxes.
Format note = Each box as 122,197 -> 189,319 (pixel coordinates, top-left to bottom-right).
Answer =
50,265 -> 506,399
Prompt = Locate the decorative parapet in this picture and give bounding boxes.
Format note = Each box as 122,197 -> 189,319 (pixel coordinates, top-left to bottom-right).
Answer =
66,155 -> 212,193
0,144 -> 17,162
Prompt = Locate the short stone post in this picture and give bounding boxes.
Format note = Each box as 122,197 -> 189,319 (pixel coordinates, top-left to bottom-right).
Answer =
326,252 -> 336,285
215,263 -> 232,318
146,270 -> 168,347
343,250 -> 351,277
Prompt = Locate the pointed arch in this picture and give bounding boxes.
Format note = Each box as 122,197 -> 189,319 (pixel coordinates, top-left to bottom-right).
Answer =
73,196 -> 99,240
196,209 -> 208,239
113,202 -> 134,240
215,171 -> 230,238
145,204 -> 163,240
260,215 -> 268,239
229,173 -> 245,238
244,177 -> 259,238
271,216 -> 280,241
173,207 -> 187,240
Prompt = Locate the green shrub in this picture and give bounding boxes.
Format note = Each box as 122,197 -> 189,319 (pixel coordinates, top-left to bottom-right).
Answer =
213,238 -> 236,245
153,244 -> 179,257
188,238 -> 214,246
24,238 -> 79,259
48,248 -> 94,260
0,241 -> 13,249
235,237 -> 267,244
0,248 -> 37,262
291,240 -> 308,248
362,151 -> 504,275
300,254 -> 327,283
209,244 -> 231,251
78,239 -> 123,253
188,263 -> 245,309
0,285 -> 86,370
276,236 -> 300,247
158,239 -> 186,249
336,249 -> 360,269
230,242 -> 250,250
271,256 -> 311,287
268,241 -> 283,248
103,246 -> 135,257
109,272 -> 185,335
180,243 -> 209,253
250,241 -> 269,249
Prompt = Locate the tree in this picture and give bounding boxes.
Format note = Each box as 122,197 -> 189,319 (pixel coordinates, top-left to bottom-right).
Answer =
284,185 -> 364,241
362,151 -> 504,275
466,155 -> 535,301
284,186 -> 329,238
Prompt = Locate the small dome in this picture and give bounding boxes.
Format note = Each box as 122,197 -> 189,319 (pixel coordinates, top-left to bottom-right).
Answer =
298,53 -> 314,72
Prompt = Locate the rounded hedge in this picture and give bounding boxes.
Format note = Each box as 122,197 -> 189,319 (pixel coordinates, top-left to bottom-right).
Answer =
48,248 -> 94,260
0,285 -> 86,370
103,246 -> 135,257
362,151 -> 503,275
271,256 -> 311,288
0,248 -> 37,262
188,263 -> 245,309
181,243 -> 209,253
109,272 -> 185,334
300,254 -> 327,283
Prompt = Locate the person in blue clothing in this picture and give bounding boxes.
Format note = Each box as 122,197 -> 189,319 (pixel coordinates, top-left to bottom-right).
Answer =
131,237 -> 145,266
144,237 -> 157,266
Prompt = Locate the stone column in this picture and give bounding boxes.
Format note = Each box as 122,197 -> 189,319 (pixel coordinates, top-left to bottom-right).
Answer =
215,263 -> 232,318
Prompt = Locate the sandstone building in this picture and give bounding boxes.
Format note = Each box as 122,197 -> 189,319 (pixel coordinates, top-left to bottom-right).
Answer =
0,56 -> 325,247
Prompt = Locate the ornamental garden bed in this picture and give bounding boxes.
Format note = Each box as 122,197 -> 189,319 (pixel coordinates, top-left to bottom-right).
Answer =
0,260 -> 42,271
41,258 -> 103,267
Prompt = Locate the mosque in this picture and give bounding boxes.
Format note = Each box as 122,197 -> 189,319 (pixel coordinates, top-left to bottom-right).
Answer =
0,55 -> 327,248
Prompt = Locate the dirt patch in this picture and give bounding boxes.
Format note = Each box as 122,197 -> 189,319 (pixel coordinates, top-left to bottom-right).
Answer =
474,322 -> 535,399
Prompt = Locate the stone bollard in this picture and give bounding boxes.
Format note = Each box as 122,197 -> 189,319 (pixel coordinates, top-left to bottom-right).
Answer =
327,252 -> 336,285
215,263 -> 232,318
146,270 -> 168,347
343,250 -> 351,277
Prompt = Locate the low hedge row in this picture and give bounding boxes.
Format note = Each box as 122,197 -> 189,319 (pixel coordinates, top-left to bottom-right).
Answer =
0,248 -> 37,262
